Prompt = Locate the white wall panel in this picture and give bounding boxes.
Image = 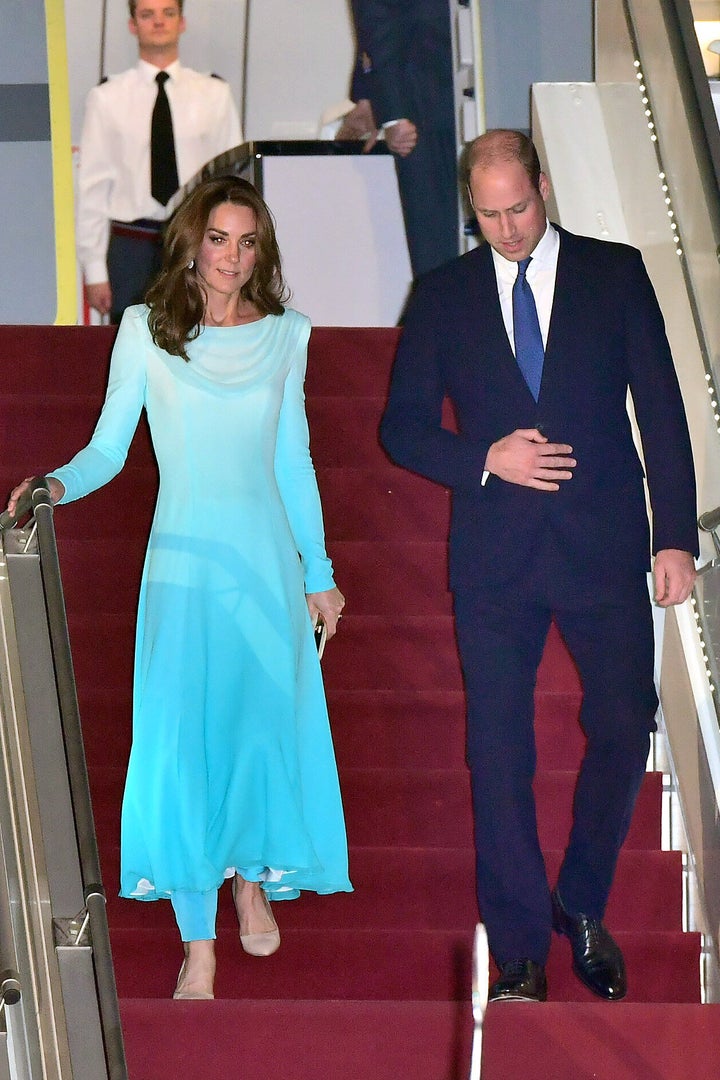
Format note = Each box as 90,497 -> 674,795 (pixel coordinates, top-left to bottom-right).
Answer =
262,153 -> 411,326
244,0 -> 355,139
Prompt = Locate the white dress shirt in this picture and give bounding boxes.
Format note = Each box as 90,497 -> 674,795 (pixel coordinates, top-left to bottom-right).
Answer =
481,222 -> 560,484
77,60 -> 242,285
490,221 -> 560,354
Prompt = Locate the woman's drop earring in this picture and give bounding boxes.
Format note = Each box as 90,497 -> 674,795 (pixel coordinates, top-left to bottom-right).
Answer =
187,259 -> 195,270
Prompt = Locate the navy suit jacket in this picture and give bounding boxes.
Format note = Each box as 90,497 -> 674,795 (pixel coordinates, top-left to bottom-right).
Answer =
348,0 -> 459,277
380,227 -> 699,593
349,0 -> 454,133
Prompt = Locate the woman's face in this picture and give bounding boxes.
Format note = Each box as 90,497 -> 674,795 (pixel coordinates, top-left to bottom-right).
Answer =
195,202 -> 258,305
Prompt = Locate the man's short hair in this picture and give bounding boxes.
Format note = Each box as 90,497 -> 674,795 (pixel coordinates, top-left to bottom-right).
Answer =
128,1 -> 184,16
466,130 -> 542,193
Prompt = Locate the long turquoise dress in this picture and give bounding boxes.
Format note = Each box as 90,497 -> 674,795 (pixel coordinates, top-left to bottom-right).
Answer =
53,305 -> 352,906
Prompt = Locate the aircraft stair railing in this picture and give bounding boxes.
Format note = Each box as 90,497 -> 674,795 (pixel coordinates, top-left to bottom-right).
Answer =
0,826 -> 19,1079
661,504 -> 720,1001
596,0 -> 720,999
533,0 -> 720,995
0,479 -> 127,1079
693,508 -> 720,746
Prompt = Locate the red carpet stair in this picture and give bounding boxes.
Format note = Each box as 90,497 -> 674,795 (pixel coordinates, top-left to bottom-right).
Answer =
1,325 -> 719,1078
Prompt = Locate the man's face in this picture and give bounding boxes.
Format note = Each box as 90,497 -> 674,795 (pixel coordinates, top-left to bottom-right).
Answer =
469,159 -> 549,262
129,2 -> 185,54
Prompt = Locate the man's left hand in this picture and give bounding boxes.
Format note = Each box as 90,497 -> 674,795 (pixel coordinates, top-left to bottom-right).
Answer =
653,548 -> 696,607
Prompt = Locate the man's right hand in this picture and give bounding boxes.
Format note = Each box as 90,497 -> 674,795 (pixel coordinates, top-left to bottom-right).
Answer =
384,118 -> 418,157
85,281 -> 112,316
485,429 -> 576,490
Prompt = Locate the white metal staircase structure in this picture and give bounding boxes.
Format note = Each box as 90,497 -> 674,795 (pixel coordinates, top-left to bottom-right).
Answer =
0,485 -> 127,1078
531,0 -> 720,1001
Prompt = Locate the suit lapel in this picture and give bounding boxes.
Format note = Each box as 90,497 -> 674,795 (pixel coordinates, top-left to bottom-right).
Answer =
539,228 -> 584,403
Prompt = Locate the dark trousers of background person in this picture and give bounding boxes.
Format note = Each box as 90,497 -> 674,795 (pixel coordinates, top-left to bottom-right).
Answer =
107,220 -> 164,324
395,125 -> 459,278
452,529 -> 658,966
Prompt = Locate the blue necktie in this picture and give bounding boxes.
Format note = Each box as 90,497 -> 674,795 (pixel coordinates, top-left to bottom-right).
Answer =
512,256 -> 544,400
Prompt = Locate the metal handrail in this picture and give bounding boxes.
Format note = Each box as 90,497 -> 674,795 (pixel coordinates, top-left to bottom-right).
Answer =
0,479 -> 127,1079
0,750 -> 21,1010
469,923 -> 488,1080
698,505 -> 720,560
0,850 -> 21,1010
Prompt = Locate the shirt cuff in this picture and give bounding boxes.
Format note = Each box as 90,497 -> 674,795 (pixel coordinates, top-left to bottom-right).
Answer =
83,258 -> 109,286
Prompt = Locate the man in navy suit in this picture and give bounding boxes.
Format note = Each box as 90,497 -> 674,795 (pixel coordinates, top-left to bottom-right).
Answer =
380,130 -> 698,1002
337,0 -> 459,278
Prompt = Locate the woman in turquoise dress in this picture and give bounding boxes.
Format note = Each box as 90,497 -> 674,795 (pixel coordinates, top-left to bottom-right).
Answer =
8,176 -> 351,1000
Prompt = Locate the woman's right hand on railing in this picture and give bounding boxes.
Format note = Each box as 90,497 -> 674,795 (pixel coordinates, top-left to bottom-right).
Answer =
6,476 -> 66,518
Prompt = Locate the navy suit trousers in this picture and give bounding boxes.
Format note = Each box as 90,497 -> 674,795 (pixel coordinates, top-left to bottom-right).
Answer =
107,229 -> 163,325
452,536 -> 658,966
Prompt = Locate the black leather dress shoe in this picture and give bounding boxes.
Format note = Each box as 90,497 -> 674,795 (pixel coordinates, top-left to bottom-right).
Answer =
489,959 -> 547,1002
551,888 -> 627,1000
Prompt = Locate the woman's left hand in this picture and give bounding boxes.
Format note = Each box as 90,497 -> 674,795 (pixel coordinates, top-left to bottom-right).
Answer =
306,586 -> 345,640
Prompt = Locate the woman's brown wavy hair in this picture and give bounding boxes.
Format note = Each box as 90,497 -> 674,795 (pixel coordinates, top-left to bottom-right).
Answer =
146,175 -> 288,360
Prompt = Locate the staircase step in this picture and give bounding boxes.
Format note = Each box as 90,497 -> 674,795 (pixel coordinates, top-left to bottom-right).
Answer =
125,997 -> 720,1080
323,616 -> 583,693
305,327 -> 399,397
327,615 -> 465,691
88,766 -> 662,851
70,613 -> 580,698
119,999 -> 720,1080
119,999 -> 470,1080
0,395 -> 104,463
109,926 -> 700,1003
0,449 -> 156,537
330,689 -> 585,772
0,325 -> 114,395
307,397 -> 388,468
48,468 -> 158,540
0,325 -> 397,399
331,539 -> 453,615
318,467 -> 451,542
58,537 -> 454,618
78,688 -> 587,774
59,537 -> 146,618
100,847 -> 683,933
483,1001 -> 720,1080
340,768 -> 661,849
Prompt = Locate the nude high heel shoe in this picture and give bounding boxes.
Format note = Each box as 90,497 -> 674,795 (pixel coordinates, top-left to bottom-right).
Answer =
172,944 -> 215,999
172,960 -> 215,999
232,876 -> 281,956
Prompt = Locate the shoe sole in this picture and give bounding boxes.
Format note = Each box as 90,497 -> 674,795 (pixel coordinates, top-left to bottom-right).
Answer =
489,995 -> 545,1003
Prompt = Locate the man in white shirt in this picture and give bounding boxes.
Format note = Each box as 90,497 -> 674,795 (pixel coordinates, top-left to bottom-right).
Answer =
77,0 -> 242,321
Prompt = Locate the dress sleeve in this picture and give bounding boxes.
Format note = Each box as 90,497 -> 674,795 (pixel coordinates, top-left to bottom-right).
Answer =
52,309 -> 148,503
273,316 -> 336,594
